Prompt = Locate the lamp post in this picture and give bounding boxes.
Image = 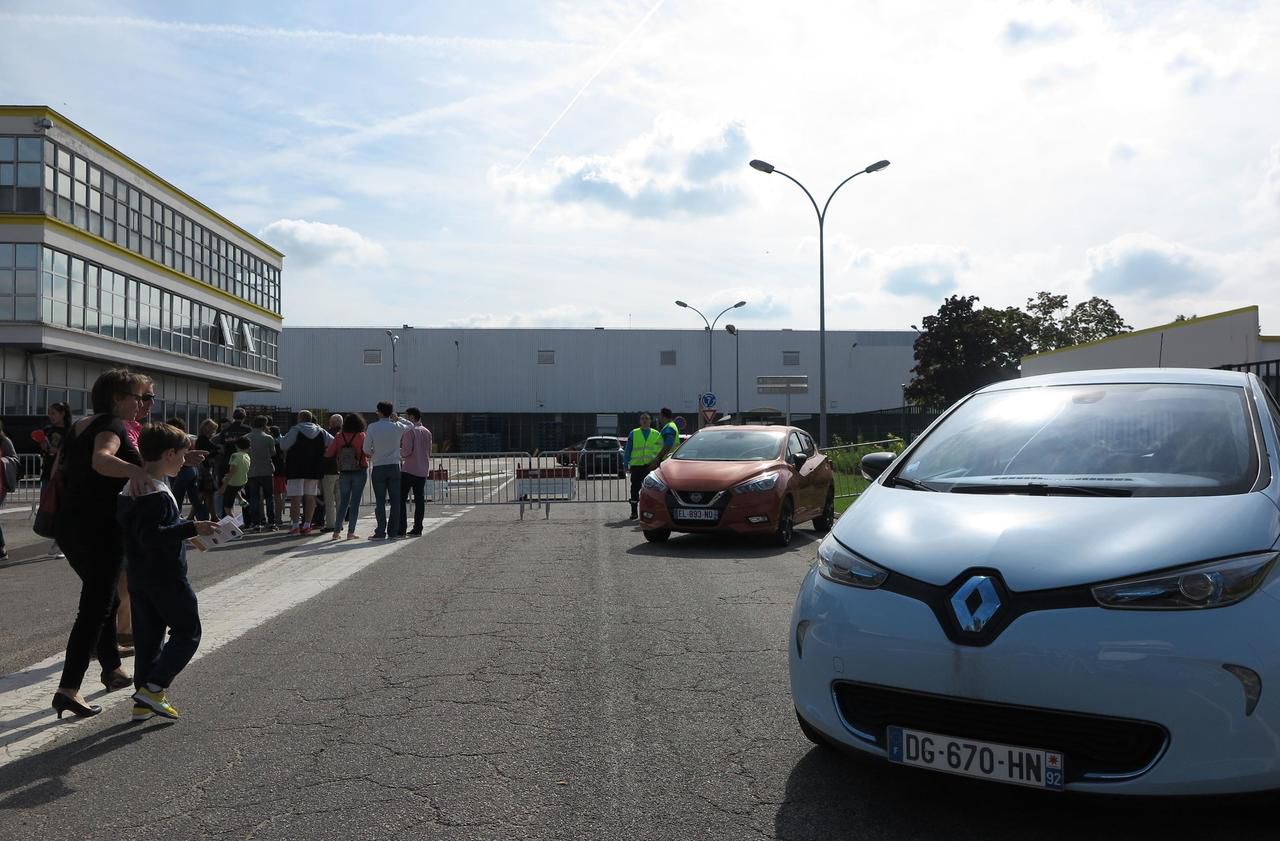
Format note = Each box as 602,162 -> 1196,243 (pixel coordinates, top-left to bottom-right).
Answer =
385,329 -> 400,406
725,324 -> 741,421
750,157 -> 890,447
674,299 -> 746,397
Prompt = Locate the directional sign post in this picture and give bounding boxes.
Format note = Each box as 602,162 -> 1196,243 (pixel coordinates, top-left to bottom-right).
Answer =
698,393 -> 718,428
756,375 -> 808,426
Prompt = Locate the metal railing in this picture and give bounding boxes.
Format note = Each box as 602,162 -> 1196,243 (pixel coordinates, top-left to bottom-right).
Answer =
2,454 -> 45,506
819,438 -> 901,503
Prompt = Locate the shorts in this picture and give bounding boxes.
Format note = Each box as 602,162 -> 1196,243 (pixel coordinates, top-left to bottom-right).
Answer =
286,478 -> 320,496
273,475 -> 287,495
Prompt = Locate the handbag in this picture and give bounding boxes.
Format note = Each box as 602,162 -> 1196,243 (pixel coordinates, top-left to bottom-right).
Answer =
33,444 -> 66,538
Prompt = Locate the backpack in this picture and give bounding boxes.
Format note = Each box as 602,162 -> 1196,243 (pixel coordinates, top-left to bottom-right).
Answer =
337,433 -> 361,472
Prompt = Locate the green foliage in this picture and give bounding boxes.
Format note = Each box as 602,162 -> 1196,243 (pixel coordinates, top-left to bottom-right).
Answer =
907,292 -> 1131,408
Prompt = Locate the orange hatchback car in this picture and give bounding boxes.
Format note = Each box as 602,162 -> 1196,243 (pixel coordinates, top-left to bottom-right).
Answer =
637,426 -> 835,546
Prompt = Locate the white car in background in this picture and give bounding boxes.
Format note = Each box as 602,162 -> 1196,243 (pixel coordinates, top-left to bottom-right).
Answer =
790,369 -> 1280,794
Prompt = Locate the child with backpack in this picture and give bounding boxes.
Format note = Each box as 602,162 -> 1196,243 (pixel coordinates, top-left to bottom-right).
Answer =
324,413 -> 368,540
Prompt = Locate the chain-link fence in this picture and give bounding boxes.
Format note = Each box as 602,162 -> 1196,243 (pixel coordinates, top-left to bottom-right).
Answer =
819,438 -> 902,507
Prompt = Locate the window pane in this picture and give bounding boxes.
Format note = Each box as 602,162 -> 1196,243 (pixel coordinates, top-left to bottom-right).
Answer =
18,137 -> 43,161
16,163 -> 40,187
0,137 -> 14,161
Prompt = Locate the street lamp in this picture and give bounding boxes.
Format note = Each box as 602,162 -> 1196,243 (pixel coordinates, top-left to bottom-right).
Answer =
750,157 -> 890,446
674,299 -> 746,397
385,329 -> 400,406
725,324 -> 741,421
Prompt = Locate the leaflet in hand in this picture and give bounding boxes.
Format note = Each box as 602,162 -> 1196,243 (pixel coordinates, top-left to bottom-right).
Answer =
190,514 -> 244,551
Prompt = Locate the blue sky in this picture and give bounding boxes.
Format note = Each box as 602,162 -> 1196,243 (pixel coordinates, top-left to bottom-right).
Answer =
3,0 -> 1279,334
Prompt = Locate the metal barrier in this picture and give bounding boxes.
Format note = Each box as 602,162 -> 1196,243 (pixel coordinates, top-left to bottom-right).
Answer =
3,454 -> 45,506
819,439 -> 901,504
421,451 -> 634,518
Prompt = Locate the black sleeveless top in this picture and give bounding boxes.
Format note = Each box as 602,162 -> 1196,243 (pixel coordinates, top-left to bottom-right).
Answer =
61,414 -> 142,531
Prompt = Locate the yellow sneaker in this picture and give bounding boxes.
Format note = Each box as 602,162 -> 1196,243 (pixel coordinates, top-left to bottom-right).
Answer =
132,687 -> 179,720
131,704 -> 155,722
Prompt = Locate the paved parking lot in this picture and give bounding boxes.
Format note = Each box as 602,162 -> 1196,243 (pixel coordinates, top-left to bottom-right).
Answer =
1,502 -> 1277,839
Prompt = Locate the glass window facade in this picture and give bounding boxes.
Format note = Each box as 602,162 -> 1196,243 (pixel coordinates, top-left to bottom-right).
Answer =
0,243 -> 278,377
0,134 -> 281,315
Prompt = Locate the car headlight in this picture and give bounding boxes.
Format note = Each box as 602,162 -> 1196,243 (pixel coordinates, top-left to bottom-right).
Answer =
733,472 -> 781,494
642,472 -> 667,492
1092,552 -> 1279,610
816,535 -> 888,589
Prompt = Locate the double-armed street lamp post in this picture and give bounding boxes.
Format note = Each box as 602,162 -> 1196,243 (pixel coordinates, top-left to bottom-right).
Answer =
725,324 -> 741,420
675,299 -> 746,400
749,157 -> 890,446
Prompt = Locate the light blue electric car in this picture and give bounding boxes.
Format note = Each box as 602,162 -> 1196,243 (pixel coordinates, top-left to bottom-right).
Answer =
789,368 -> 1280,794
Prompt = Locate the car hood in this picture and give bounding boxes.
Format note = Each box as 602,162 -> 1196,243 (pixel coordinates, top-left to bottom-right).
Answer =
657,459 -> 781,489
835,485 -> 1280,591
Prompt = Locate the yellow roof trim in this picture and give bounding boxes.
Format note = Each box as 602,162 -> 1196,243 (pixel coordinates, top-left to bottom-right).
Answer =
0,105 -> 285,260
0,214 -> 282,323
1260,335 -> 1280,342
1021,306 -> 1261,363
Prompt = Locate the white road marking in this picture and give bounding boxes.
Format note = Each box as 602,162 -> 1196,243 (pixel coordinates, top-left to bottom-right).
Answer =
0,508 -> 471,767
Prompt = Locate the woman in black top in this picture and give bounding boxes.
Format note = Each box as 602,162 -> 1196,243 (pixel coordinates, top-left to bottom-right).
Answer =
38,401 -> 71,484
52,369 -> 153,719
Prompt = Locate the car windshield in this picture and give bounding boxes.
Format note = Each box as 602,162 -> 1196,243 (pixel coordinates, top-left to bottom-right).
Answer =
895,383 -> 1261,497
673,430 -> 783,461
585,439 -> 618,450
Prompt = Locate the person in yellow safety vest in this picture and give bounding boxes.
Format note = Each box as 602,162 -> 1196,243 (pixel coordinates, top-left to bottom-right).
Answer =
657,407 -> 680,462
624,412 -> 664,519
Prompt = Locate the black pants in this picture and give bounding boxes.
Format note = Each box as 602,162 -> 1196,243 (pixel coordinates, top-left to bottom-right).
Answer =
629,465 -> 653,512
58,528 -> 124,691
130,567 -> 201,690
398,473 -> 427,535
246,475 -> 275,526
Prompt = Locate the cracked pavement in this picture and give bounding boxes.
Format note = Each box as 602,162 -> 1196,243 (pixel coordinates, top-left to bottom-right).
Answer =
2,504 -> 1279,839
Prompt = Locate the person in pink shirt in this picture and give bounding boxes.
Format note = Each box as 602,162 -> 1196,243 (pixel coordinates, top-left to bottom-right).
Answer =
398,407 -> 432,537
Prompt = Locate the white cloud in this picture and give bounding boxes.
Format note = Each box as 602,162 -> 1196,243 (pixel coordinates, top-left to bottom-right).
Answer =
845,245 -> 973,299
1085,233 -> 1221,296
259,219 -> 387,269
1264,144 -> 1280,211
493,115 -> 751,219
1106,139 -> 1140,166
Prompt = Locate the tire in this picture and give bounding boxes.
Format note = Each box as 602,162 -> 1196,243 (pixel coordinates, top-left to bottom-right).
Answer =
812,488 -> 835,534
643,528 -> 670,543
772,497 -> 795,547
796,707 -> 833,750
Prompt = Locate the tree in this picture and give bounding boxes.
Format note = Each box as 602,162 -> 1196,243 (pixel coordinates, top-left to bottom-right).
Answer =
906,292 -> 1131,407
904,296 -> 1033,407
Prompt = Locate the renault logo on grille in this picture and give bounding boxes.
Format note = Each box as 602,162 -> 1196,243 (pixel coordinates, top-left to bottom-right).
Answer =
950,575 -> 1001,633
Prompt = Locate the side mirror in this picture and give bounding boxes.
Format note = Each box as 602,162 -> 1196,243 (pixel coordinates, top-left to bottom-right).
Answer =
791,452 -> 809,469
860,451 -> 897,481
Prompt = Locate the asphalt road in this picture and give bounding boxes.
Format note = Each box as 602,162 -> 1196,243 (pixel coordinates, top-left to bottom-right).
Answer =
1,503 -> 1278,839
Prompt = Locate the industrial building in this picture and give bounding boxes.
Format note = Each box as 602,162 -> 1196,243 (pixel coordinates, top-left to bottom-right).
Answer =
1020,306 -> 1279,394
269,326 -> 918,451
0,105 -> 283,434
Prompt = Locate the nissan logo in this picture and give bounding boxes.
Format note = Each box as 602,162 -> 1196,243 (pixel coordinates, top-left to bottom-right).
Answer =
950,575 -> 1002,633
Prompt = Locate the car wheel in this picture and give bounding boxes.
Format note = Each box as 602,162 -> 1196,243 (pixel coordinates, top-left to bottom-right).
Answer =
796,707 -> 833,749
772,498 -> 795,547
812,488 -> 835,534
643,528 -> 670,543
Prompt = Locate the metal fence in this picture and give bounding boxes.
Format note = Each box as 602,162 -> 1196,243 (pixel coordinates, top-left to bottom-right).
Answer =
818,439 -> 901,503
417,451 -> 634,518
3,454 -> 45,506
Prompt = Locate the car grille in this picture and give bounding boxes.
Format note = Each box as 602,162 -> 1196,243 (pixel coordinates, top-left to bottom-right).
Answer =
833,682 -> 1168,782
671,489 -> 725,507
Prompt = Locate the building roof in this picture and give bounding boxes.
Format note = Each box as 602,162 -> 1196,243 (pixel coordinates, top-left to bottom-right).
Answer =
1019,306 -> 1260,363
0,105 -> 284,261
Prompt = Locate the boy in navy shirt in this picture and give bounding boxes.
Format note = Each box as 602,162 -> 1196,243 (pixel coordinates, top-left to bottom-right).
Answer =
118,423 -> 216,721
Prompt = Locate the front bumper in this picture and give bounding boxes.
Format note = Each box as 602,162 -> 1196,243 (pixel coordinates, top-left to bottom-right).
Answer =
789,566 -> 1280,795
638,485 -> 780,534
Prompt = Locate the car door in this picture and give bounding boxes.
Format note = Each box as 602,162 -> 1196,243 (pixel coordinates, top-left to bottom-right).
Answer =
797,430 -> 830,512
786,432 -> 816,518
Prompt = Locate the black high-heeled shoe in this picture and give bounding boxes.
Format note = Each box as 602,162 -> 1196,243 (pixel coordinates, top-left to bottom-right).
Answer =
101,670 -> 133,692
52,692 -> 102,719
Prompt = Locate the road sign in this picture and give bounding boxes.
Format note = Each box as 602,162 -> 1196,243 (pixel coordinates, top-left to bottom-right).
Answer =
701,408 -> 718,424
756,375 -> 808,426
701,392 -> 717,409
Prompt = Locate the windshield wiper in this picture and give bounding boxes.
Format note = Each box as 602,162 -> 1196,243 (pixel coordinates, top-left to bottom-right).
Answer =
950,483 -> 1132,497
885,476 -> 938,492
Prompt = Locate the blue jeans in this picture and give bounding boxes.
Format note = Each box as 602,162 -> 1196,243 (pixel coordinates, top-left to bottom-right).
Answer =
171,466 -> 199,517
245,475 -> 275,527
335,470 -> 367,534
129,567 -> 201,690
370,464 -> 401,538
